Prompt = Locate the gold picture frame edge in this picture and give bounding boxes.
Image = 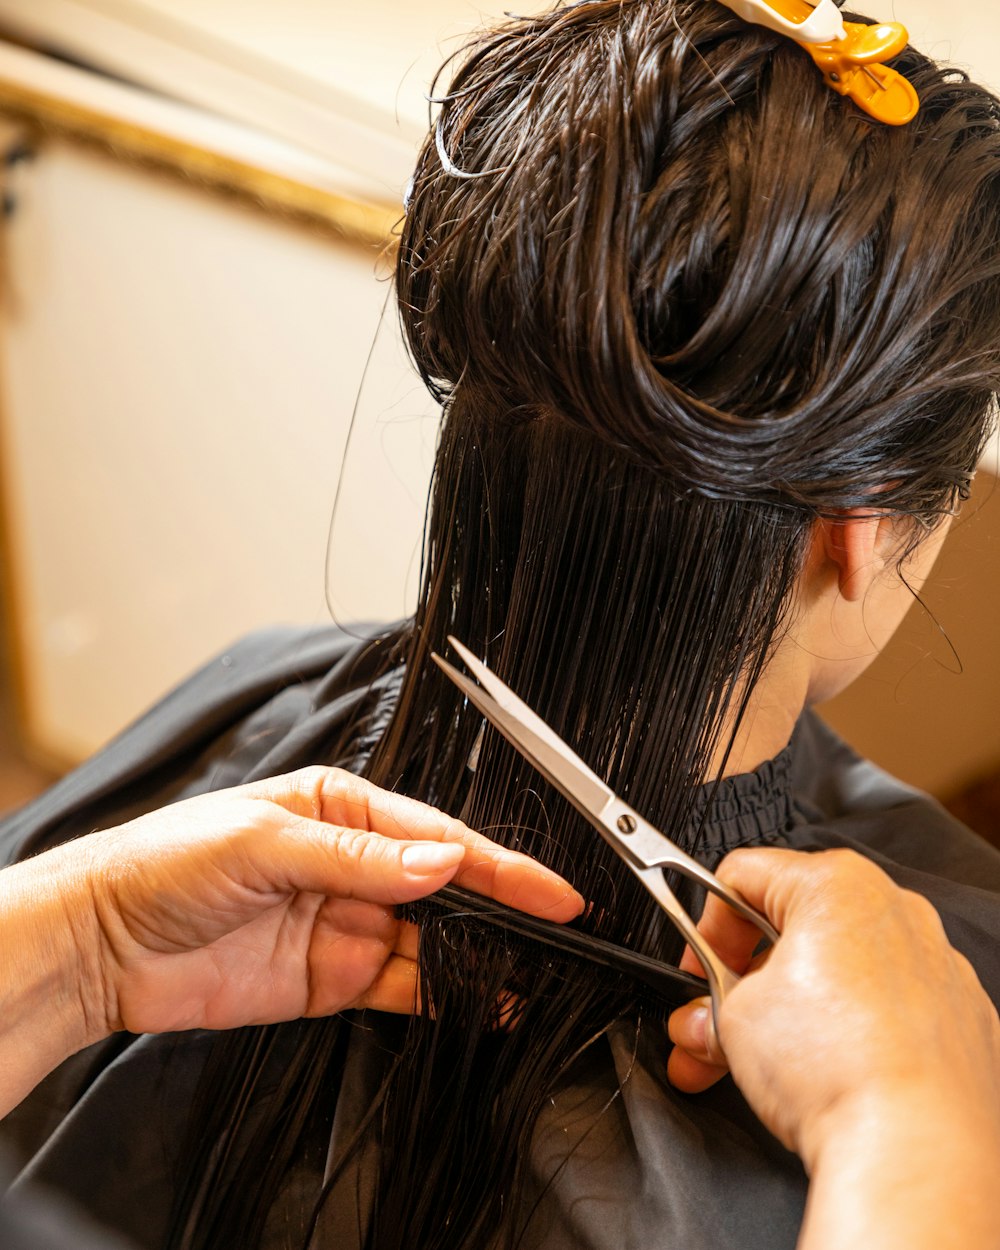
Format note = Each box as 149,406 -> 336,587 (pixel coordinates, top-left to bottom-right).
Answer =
0,75 -> 403,249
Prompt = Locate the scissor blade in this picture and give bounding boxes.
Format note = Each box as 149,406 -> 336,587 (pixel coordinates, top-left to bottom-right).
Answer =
445,637 -> 578,763
432,652 -> 614,822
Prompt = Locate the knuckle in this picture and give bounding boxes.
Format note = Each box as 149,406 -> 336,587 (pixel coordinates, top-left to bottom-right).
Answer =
439,813 -> 470,845
296,764 -> 332,786
333,826 -> 384,874
951,949 -> 980,986
323,765 -> 355,792
812,848 -> 882,893
715,846 -> 753,881
329,823 -> 362,861
902,888 -> 943,927
821,847 -> 865,875
290,765 -> 337,813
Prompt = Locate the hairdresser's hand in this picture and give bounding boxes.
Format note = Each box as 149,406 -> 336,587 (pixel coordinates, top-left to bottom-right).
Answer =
667,847 -> 1000,1156
666,848 -> 1000,1250
0,768 -> 581,1115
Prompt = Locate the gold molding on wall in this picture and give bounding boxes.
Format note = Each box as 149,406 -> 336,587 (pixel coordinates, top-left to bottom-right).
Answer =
0,75 -> 402,249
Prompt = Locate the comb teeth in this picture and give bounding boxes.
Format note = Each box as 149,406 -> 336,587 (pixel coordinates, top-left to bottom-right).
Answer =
404,885 -> 706,1021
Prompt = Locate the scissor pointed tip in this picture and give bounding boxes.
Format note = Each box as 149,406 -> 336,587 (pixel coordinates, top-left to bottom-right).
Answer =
445,634 -> 478,668
446,636 -> 496,689
433,649 -> 482,698
431,650 -> 460,679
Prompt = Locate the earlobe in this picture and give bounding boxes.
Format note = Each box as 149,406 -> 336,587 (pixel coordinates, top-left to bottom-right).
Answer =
815,511 -> 888,603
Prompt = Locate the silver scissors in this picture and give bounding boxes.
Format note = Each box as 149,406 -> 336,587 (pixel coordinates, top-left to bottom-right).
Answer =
432,636 -> 780,1027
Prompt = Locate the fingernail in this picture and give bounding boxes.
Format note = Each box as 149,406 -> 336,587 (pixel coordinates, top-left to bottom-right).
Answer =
688,1005 -> 710,1054
401,842 -> 464,875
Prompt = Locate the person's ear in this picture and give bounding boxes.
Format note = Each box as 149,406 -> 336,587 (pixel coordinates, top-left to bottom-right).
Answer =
815,511 -> 895,603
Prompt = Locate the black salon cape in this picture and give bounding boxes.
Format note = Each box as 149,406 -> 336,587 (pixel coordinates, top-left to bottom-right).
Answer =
1,624 -> 999,1250
0,1149 -> 135,1250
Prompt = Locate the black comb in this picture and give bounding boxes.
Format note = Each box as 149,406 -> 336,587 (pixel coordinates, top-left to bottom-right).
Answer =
404,884 -> 707,1018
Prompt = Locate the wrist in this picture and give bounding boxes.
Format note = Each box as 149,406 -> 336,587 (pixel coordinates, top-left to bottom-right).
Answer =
0,844 -> 113,1114
800,1081 -> 1000,1250
802,1076 -> 1000,1176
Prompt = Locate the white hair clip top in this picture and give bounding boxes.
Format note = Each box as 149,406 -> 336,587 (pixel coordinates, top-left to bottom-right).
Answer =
716,0 -> 920,125
718,0 -> 846,44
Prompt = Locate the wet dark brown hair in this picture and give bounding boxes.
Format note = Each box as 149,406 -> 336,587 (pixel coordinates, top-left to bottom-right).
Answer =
170,4 -> 1000,1247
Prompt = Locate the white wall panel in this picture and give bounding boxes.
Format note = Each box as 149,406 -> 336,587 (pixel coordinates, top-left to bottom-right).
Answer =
0,139 -> 424,759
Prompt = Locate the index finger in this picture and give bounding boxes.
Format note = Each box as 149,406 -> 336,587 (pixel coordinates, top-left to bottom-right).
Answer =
257,766 -> 585,924
677,847 -> 804,979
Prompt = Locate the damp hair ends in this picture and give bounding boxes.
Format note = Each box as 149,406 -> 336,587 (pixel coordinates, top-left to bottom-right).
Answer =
167,4 -> 1000,1249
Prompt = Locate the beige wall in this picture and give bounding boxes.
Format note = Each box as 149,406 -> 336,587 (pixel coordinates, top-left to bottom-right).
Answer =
47,0 -> 1000,115
0,137 -> 407,761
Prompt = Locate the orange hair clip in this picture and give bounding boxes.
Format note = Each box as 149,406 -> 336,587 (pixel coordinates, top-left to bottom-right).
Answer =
718,0 -> 920,125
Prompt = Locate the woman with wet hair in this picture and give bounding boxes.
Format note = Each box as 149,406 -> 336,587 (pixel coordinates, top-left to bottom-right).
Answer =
3,2 -> 1000,1248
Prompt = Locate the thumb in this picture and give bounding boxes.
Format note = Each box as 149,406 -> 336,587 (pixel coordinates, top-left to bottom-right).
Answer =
666,996 -> 729,1093
668,996 -> 727,1064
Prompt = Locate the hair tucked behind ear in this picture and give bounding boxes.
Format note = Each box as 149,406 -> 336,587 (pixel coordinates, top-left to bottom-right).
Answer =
168,4 -> 1000,1248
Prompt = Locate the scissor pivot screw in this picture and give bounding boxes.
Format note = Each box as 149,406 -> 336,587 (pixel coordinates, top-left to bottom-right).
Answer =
617,814 -> 637,835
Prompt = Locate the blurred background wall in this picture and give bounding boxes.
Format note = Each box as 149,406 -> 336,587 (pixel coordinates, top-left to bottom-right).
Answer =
0,0 -> 998,831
